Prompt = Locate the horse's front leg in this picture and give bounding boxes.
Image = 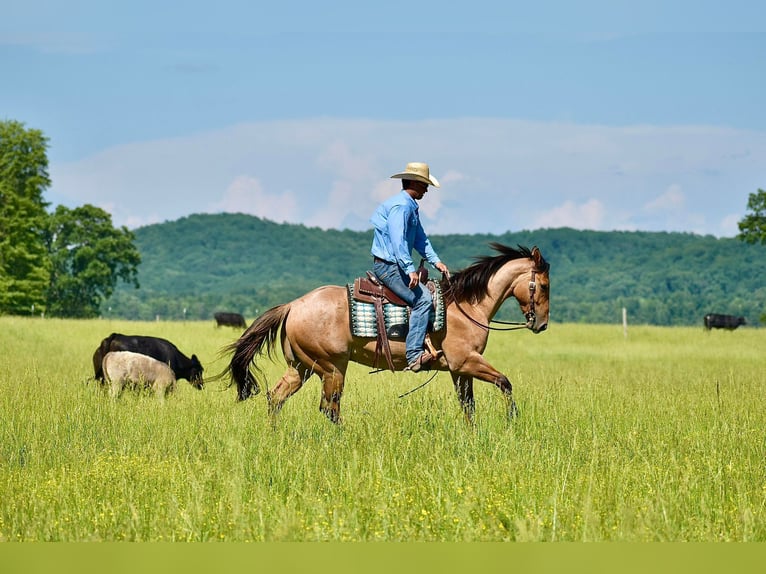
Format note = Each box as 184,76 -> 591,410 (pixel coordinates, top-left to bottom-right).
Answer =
453,352 -> 518,420
450,373 -> 475,425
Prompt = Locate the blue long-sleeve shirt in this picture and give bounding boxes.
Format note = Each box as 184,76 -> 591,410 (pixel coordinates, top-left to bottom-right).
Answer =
370,191 -> 441,274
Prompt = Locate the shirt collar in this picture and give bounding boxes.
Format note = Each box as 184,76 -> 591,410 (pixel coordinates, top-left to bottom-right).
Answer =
399,190 -> 418,209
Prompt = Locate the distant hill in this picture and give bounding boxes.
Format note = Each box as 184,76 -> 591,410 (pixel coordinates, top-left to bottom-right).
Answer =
105,212 -> 766,326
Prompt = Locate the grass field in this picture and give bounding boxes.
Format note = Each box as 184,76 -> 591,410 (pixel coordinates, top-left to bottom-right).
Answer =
0,316 -> 764,541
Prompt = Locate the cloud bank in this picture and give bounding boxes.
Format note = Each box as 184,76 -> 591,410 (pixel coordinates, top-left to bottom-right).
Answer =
49,118 -> 766,237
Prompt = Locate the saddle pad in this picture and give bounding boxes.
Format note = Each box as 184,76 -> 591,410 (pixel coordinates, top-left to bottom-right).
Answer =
347,281 -> 445,338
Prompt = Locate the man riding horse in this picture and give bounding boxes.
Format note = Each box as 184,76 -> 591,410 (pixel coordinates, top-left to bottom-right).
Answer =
369,162 -> 451,373
222,163 -> 549,425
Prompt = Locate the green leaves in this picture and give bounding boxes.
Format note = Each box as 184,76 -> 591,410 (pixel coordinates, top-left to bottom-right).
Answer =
0,121 -> 51,315
44,204 -> 141,318
1,120 -> 141,318
737,189 -> 766,245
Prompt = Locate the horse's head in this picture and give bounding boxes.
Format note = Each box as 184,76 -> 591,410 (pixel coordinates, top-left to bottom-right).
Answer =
518,246 -> 550,333
443,243 -> 550,334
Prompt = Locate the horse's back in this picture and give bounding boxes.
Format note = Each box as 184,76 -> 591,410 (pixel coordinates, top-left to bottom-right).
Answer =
283,285 -> 353,355
291,285 -> 350,318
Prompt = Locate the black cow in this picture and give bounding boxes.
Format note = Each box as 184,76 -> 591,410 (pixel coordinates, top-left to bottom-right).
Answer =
704,314 -> 747,331
214,311 -> 247,329
92,333 -> 204,388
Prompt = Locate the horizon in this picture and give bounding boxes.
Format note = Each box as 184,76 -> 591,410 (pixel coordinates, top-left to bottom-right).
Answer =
132,210 -> 750,241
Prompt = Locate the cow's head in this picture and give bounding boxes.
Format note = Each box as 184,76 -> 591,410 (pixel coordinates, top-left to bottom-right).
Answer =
189,355 -> 204,389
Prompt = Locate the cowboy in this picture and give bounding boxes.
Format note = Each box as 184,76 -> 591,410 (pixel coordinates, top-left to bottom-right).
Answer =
370,162 -> 450,372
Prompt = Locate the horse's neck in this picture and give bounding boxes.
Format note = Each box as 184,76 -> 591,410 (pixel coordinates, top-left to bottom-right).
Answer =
480,260 -> 531,319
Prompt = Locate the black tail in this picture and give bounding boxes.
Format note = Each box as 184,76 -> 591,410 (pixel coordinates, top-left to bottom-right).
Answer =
221,304 -> 290,401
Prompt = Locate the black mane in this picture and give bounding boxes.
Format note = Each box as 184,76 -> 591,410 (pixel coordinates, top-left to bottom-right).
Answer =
442,243 -> 542,305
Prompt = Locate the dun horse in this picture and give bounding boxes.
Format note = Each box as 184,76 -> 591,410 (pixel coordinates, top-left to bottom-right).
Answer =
222,243 -> 549,424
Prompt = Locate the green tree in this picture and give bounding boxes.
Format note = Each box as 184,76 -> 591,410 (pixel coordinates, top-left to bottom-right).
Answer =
737,188 -> 766,323
737,188 -> 766,245
45,204 -> 141,318
0,120 -> 51,315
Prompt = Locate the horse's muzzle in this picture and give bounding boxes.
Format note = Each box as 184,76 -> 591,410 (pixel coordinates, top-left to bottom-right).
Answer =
527,323 -> 547,334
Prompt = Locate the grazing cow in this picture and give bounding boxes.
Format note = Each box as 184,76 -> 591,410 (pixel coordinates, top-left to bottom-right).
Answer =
704,314 -> 747,331
93,333 -> 204,388
214,311 -> 247,329
102,351 -> 177,398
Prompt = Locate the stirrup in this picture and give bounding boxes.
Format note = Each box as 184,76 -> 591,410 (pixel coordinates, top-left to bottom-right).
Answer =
405,351 -> 434,373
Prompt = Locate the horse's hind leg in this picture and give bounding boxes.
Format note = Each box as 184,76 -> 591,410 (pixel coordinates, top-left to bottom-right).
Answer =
267,365 -> 306,420
318,362 -> 347,424
450,373 -> 476,425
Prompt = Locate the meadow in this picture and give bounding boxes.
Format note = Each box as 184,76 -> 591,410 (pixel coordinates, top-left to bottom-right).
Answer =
0,316 -> 764,542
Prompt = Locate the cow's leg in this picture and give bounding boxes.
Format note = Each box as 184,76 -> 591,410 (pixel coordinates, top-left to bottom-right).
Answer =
450,373 -> 476,425
154,378 -> 173,399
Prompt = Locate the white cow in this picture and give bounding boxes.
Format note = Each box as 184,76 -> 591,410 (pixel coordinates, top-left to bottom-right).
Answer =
102,350 -> 177,398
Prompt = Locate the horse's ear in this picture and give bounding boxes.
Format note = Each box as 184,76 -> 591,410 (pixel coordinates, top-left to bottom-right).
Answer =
532,246 -> 545,270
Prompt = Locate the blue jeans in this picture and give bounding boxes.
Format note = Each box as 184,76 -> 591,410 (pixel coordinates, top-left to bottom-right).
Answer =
372,259 -> 433,365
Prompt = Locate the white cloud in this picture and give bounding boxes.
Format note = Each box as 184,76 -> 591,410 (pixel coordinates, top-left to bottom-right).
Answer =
719,214 -> 741,237
440,169 -> 467,186
534,199 -> 606,230
644,184 -> 685,213
210,176 -> 299,224
48,118 -> 766,238
124,213 -> 164,229
372,179 -> 400,204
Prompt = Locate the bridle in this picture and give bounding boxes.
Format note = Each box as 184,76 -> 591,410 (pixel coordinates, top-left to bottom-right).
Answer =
448,268 -> 542,332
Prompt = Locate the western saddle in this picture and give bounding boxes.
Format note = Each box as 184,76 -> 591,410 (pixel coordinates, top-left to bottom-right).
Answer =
351,265 -> 441,372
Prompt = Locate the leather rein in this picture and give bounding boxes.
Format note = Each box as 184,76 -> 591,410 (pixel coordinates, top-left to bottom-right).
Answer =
447,269 -> 540,332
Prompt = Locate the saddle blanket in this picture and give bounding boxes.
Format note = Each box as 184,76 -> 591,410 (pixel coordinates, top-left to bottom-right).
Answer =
347,281 -> 446,339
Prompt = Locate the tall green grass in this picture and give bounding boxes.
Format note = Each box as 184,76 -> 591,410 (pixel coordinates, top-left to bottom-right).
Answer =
0,316 -> 764,541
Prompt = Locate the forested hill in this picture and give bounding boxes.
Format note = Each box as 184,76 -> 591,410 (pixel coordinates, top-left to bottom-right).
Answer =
105,212 -> 766,326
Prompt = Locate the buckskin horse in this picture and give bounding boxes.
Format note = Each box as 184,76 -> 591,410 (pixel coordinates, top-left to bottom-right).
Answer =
221,243 -> 549,424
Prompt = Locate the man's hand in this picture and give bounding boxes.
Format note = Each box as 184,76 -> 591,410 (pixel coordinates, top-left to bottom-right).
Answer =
435,261 -> 450,279
408,271 -> 420,288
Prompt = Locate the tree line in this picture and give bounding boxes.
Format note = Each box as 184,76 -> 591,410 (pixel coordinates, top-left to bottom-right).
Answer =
104,213 -> 766,327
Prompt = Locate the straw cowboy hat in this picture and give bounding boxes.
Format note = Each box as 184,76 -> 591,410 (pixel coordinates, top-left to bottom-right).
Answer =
390,162 -> 440,188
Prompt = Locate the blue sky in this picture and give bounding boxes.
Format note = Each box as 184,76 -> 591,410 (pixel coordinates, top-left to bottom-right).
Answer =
2,1 -> 765,237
